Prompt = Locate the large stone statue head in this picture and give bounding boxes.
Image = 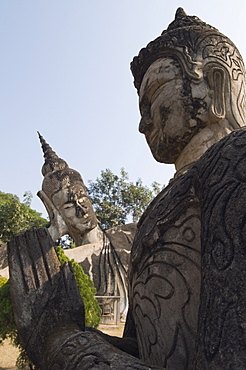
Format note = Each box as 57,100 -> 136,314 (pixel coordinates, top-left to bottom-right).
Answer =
37,133 -> 98,245
131,8 -> 246,164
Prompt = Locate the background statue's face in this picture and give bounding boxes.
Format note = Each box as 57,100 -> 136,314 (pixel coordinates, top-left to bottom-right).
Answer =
139,57 -> 210,163
52,184 -> 98,234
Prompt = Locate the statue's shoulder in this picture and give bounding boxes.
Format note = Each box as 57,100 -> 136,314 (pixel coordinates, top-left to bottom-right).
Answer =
137,168 -> 197,229
194,128 -> 246,196
199,128 -> 246,164
105,223 -> 137,250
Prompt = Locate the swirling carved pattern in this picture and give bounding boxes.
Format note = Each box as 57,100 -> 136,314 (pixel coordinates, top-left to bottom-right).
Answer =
129,130 -> 246,369
202,37 -> 245,80
44,326 -> 157,370
130,174 -> 201,369
193,128 -> 246,369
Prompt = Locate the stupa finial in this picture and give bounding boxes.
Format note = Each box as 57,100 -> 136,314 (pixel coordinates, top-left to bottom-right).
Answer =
38,132 -> 68,176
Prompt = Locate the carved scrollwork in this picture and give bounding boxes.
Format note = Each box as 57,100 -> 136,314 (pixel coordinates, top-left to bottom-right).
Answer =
130,174 -> 201,369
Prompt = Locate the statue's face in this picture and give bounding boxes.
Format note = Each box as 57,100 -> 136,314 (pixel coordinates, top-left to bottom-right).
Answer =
139,57 -> 210,163
52,184 -> 98,234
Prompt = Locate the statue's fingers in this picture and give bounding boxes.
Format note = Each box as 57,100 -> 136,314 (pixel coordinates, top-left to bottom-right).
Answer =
37,228 -> 61,278
25,228 -> 60,287
24,228 -> 51,288
60,262 -> 85,331
8,233 -> 36,294
61,261 -> 82,301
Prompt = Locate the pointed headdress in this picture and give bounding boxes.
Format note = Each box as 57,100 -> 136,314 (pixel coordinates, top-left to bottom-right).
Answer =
38,132 -> 69,176
38,132 -> 86,198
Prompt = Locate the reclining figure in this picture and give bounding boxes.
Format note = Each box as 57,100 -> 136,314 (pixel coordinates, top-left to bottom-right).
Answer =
37,132 -> 137,321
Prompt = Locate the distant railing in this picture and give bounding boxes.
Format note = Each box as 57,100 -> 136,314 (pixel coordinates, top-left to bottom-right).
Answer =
95,295 -> 120,326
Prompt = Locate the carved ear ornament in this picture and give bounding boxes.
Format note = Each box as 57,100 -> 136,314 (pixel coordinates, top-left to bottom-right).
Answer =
207,67 -> 226,121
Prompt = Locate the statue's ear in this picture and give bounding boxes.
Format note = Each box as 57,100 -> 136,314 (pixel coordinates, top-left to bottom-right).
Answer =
37,190 -> 68,241
37,190 -> 56,222
207,66 -> 226,121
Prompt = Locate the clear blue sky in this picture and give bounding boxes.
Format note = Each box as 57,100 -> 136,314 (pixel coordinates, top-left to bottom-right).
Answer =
1,0 -> 246,218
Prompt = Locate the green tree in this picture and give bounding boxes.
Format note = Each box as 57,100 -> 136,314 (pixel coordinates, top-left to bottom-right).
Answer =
87,168 -> 162,229
22,191 -> 33,207
56,234 -> 76,249
0,191 -> 48,243
0,277 -> 15,345
0,277 -> 29,369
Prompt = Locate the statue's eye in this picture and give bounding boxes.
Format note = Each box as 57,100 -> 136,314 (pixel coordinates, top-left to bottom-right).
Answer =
63,202 -> 74,210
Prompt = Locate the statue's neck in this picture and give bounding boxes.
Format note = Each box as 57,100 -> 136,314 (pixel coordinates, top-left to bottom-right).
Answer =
74,224 -> 105,247
175,120 -> 234,176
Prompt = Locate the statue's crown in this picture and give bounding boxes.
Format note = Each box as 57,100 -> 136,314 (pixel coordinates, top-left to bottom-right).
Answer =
38,132 -> 69,176
131,8 -> 233,91
38,132 -> 88,198
165,7 -> 214,32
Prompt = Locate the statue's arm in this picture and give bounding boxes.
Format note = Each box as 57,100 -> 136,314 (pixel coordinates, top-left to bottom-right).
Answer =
37,190 -> 68,240
8,228 -> 162,369
45,325 -> 145,369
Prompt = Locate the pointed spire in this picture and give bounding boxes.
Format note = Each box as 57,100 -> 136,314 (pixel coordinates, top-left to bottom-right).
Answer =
38,132 -> 69,176
175,7 -> 187,20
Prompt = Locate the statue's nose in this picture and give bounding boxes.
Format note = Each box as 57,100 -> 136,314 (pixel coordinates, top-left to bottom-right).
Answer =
139,114 -> 153,134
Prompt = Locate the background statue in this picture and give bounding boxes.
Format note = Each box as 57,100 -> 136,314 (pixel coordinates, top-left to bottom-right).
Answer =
37,132 -> 136,320
8,8 -> 246,369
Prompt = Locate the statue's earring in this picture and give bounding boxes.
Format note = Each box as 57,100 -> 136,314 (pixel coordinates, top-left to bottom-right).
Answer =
207,67 -> 226,122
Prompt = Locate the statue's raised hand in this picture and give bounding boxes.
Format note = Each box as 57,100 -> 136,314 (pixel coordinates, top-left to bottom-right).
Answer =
8,228 -> 163,369
8,228 -> 85,366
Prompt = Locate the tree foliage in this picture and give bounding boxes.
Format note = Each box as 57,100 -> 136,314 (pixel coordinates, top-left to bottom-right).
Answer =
0,191 -> 48,243
0,277 -> 29,369
0,277 -> 16,344
56,234 -> 76,249
87,168 -> 162,229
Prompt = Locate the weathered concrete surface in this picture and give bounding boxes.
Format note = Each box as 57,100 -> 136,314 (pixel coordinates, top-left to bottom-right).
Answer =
129,171 -> 201,368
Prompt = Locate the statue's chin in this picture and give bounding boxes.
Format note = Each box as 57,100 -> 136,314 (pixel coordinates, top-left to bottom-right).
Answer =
71,220 -> 98,235
150,144 -> 180,164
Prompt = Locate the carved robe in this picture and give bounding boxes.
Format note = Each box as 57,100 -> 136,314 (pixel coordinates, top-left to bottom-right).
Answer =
127,129 -> 246,369
68,223 -> 137,320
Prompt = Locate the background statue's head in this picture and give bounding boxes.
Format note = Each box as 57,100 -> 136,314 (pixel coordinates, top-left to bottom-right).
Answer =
38,133 -> 98,242
131,8 -> 246,163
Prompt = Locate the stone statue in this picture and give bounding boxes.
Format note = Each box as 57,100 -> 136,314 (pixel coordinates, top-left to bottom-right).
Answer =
37,132 -> 100,247
128,7 -> 246,369
8,8 -> 246,369
37,132 -> 137,320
